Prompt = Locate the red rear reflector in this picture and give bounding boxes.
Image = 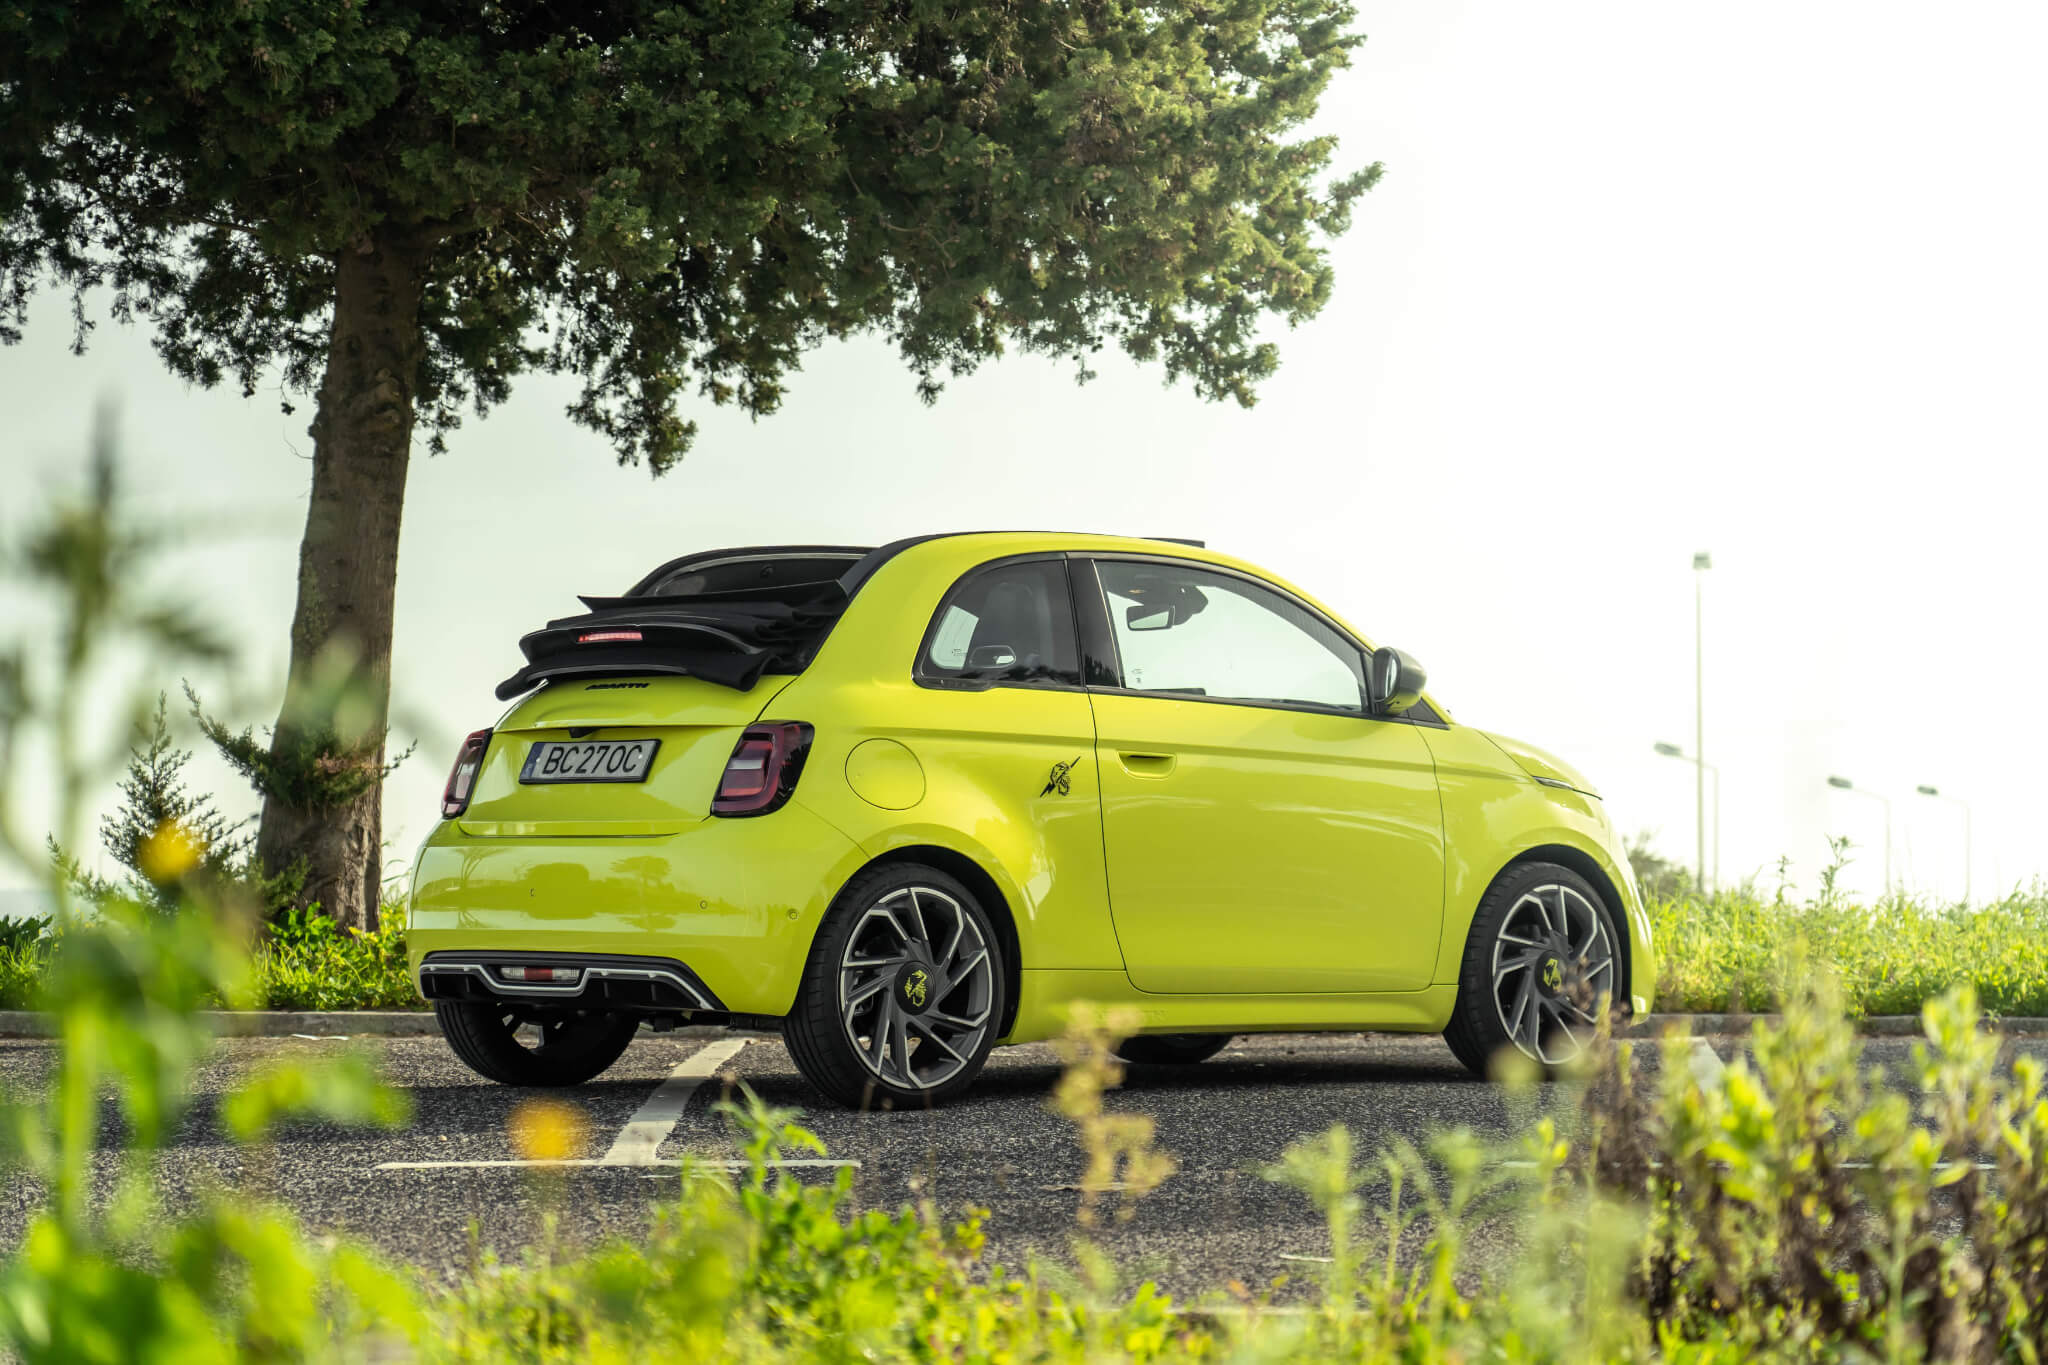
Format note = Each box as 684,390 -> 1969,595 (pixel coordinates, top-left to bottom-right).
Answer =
712,722 -> 813,817
441,728 -> 493,818
498,966 -> 580,984
577,630 -> 643,644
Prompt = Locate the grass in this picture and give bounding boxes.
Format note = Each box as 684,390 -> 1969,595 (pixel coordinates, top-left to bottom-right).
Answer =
6,885 -> 2048,1017
1648,884 -> 2048,1016
0,904 -> 420,1011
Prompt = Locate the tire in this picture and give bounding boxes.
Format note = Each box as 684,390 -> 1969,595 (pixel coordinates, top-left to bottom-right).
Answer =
434,1001 -> 640,1087
1115,1034 -> 1233,1066
1443,861 -> 1623,1079
784,862 -> 1008,1110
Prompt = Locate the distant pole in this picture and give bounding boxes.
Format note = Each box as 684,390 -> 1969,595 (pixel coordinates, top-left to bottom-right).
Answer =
1827,776 -> 1892,896
1916,785 -> 1972,904
1693,551 -> 1711,892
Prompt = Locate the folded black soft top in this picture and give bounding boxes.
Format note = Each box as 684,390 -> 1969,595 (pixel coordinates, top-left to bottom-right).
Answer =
493,546 -> 873,701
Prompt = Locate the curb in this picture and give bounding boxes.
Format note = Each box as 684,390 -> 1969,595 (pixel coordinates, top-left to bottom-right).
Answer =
1631,1013 -> 2048,1038
0,1009 -> 442,1038
4,1010 -> 2046,1041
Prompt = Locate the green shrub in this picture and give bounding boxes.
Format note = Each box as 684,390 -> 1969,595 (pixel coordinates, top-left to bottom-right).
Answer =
1649,886 -> 2048,1016
250,902 -> 417,1010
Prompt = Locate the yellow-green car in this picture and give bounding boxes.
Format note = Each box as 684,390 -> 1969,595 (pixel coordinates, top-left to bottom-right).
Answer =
413,533 -> 1653,1107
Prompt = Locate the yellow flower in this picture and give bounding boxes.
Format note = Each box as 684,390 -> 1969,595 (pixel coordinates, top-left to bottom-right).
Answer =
138,820 -> 202,883
508,1099 -> 588,1162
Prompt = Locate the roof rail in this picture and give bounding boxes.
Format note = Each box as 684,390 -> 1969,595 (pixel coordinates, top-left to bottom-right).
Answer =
1146,536 -> 1206,548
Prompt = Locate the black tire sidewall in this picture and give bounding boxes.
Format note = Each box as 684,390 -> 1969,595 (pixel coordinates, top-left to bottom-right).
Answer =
435,1001 -> 640,1087
783,862 -> 1008,1110
1444,861 -> 1622,1078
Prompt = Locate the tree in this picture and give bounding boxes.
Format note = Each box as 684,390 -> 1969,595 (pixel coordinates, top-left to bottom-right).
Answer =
2,1 -> 1379,929
99,694 -> 251,901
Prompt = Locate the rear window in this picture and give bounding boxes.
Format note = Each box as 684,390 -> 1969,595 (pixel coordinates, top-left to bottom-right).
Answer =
919,560 -> 1081,687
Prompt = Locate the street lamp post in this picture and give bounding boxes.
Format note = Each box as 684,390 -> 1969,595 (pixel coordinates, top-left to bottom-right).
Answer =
1915,785 -> 1972,905
1826,776 -> 1892,897
1654,742 -> 1720,891
1692,551 -> 1711,893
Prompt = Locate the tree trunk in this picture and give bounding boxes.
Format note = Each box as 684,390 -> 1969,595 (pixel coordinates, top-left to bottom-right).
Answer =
255,235 -> 426,932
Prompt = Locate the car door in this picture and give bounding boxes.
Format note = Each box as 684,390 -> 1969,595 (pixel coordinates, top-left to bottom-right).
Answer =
895,554 -> 1121,970
1079,556 -> 1445,994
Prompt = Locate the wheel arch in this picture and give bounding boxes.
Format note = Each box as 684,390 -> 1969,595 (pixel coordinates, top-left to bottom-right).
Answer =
845,844 -> 1024,1039
1499,843 -> 1634,1010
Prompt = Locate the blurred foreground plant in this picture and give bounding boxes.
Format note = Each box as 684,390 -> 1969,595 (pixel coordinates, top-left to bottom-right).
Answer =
0,428 -> 415,1361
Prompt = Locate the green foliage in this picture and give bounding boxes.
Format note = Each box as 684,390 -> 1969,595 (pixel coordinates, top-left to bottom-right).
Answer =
250,903 -> 416,1010
99,693 -> 250,887
1649,882 -> 2048,1016
1,0 -> 1377,467
188,677 -> 413,816
0,435 -> 419,1363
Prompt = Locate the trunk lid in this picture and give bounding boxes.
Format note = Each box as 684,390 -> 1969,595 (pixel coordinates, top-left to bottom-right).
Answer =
456,675 -> 795,836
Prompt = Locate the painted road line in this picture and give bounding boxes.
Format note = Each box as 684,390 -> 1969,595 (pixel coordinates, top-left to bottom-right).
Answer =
372,1036 -> 755,1173
376,1157 -> 860,1172
1688,1037 -> 1727,1086
603,1037 -> 750,1166
1497,1158 -> 1997,1173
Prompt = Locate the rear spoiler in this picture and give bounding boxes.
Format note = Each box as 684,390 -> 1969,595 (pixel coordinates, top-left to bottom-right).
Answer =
493,592 -> 847,701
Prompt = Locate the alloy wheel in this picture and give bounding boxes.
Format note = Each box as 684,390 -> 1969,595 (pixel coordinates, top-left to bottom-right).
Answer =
837,884 -> 995,1091
1489,882 -> 1616,1065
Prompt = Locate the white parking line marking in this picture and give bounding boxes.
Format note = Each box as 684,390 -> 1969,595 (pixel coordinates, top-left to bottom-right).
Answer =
372,1036 -> 767,1173
376,1157 -> 860,1172
1688,1037 -> 1726,1086
603,1037 -> 749,1166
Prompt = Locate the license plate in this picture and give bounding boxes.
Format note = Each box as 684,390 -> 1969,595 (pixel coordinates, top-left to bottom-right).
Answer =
519,738 -> 661,785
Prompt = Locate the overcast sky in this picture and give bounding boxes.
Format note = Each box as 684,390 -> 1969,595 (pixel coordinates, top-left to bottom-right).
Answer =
5,1 -> 2044,907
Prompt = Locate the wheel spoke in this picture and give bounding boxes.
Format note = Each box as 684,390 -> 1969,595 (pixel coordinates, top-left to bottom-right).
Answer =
1492,947 -> 1544,989
1507,968 -> 1538,1051
843,972 -> 892,1012
910,1017 -> 968,1063
1572,907 -> 1603,957
846,952 -> 907,970
904,889 -> 934,956
889,1007 -> 912,1083
928,1007 -> 988,1032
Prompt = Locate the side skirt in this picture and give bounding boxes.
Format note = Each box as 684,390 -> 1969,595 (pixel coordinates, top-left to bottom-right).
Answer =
1001,970 -> 1458,1046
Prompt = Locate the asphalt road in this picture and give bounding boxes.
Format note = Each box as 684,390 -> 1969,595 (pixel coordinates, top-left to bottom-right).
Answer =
0,1028 -> 2023,1296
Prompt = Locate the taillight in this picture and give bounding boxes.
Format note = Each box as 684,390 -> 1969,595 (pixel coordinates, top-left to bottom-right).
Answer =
441,728 -> 492,818
712,722 -> 812,817
577,629 -> 642,644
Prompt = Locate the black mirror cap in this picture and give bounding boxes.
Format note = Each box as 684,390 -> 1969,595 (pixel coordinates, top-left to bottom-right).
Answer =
1368,646 -> 1427,716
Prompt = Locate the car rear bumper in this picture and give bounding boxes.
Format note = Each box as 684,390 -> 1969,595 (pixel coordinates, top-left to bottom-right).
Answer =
418,950 -> 727,1012
406,800 -> 864,1018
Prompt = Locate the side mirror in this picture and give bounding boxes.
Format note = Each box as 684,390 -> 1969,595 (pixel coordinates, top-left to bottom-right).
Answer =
1367,646 -> 1427,715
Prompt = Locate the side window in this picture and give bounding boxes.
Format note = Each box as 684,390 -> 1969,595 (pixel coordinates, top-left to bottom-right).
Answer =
919,560 -> 1082,687
1094,560 -> 1365,712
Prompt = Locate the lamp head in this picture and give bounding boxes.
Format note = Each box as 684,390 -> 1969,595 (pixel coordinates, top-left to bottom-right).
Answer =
1916,784 -> 1940,797
1827,776 -> 1853,790
1654,742 -> 1684,758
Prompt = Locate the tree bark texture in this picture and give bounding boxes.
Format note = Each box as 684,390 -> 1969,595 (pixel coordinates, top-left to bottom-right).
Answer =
254,237 -> 425,932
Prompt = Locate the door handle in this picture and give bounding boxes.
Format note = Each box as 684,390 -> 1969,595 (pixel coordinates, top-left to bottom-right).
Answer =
1118,752 -> 1176,777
